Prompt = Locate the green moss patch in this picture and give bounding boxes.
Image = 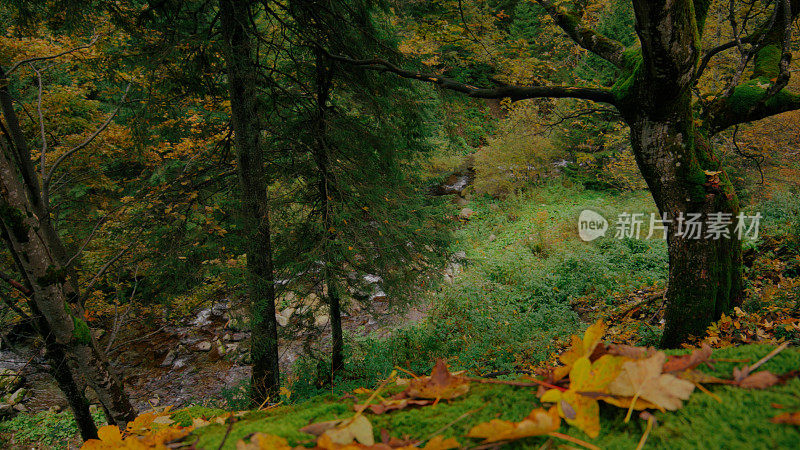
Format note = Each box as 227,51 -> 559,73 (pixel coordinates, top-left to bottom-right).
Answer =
182,344 -> 800,449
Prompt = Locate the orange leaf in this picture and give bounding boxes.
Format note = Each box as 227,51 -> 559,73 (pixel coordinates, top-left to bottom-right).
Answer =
467,407 -> 560,443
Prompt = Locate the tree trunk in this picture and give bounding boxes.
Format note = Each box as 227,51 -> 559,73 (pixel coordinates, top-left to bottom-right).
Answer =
0,72 -> 136,433
219,0 -> 281,404
626,108 -> 743,348
328,279 -> 344,376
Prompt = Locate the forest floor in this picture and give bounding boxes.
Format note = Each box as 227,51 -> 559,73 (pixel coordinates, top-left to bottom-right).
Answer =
1,182 -> 799,448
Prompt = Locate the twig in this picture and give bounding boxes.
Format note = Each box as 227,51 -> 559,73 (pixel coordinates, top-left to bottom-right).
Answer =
634,415 -> 655,450
422,406 -> 484,445
547,431 -> 601,450
749,342 -> 790,373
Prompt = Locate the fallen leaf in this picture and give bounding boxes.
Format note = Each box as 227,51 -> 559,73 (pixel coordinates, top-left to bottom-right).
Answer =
552,320 -> 607,381
236,432 -> 292,450
322,415 -> 375,446
663,345 -> 712,372
354,397 -> 432,414
467,407 -> 560,443
406,359 -> 469,400
771,411 -> 800,425
421,435 -> 460,449
608,352 -> 695,411
607,344 -> 657,360
301,419 -> 345,437
736,370 -> 780,389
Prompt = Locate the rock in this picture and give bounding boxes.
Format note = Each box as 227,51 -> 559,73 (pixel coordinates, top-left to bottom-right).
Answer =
0,403 -> 13,418
161,349 -> 177,367
191,308 -> 213,327
0,368 -> 23,394
211,301 -> 228,316
444,273 -> 455,284
369,290 -> 387,302
230,332 -> 248,342
13,403 -> 28,412
194,341 -> 212,352
458,208 -> 476,220
488,234 -> 497,242
172,358 -> 188,370
275,307 -> 295,327
225,343 -> 239,353
5,388 -> 26,405
445,262 -> 462,277
314,314 -> 330,327
454,196 -> 468,207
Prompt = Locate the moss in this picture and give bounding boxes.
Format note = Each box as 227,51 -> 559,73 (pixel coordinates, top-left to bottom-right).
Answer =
187,345 -> 800,449
170,406 -> 229,427
752,45 -> 782,79
37,265 -> 69,287
0,203 -> 29,243
71,316 -> 91,345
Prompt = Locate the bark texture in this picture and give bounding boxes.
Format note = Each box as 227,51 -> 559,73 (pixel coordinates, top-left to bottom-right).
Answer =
0,69 -> 136,436
219,0 -> 281,403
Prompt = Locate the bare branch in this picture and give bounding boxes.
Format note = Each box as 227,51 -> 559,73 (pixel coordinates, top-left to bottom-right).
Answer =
5,35 -> 99,76
323,51 -> 617,105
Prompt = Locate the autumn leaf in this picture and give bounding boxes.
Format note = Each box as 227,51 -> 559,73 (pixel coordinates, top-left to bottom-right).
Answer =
552,320 -> 607,381
607,352 -> 695,412
541,355 -> 624,438
662,345 -> 712,372
321,415 -> 375,446
81,425 -> 124,449
421,436 -> 460,449
467,407 -> 560,443
770,411 -> 800,425
406,359 -> 469,400
235,432 -> 292,450
735,370 -> 781,389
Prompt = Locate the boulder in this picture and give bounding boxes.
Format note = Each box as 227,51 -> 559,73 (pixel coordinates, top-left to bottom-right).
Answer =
314,314 -> 330,327
0,368 -> 22,394
194,341 -> 212,352
161,349 -> 177,367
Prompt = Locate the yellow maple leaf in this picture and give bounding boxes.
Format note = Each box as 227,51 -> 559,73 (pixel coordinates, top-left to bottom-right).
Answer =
467,407 -> 560,443
552,320 -> 607,381
607,352 -> 695,413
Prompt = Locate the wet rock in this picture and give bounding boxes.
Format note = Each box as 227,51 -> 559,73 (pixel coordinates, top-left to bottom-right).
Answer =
194,341 -> 212,352
191,308 -> 213,327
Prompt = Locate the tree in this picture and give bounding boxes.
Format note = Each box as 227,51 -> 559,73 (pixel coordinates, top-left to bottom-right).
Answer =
328,0 -> 800,346
218,0 -> 281,403
0,55 -> 137,438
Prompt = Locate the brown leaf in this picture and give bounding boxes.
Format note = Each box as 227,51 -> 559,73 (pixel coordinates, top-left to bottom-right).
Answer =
736,370 -> 780,389
771,411 -> 800,425
406,359 -> 469,400
300,419 -> 344,437
607,352 -> 695,411
607,344 -> 657,360
663,345 -> 712,373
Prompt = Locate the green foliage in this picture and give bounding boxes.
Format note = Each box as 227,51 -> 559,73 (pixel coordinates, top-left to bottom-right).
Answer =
0,409 -> 106,447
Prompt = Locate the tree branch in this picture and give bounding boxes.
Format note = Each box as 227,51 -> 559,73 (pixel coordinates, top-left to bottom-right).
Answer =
323,51 -> 617,105
43,82 -> 132,194
534,0 -> 628,69
5,36 -> 99,76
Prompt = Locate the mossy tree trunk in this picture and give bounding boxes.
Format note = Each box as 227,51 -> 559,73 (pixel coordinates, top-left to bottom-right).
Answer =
219,0 -> 281,404
0,70 -> 136,438
336,0 -> 800,346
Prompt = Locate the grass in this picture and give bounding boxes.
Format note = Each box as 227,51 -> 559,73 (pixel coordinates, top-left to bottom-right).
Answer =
179,344 -> 800,449
0,409 -> 106,448
289,183 -> 667,397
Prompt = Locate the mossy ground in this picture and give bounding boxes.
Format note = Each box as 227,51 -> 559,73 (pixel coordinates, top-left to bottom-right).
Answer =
179,344 -> 800,449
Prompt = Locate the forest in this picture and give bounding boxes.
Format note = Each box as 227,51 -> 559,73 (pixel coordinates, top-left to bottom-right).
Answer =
0,0 -> 799,448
